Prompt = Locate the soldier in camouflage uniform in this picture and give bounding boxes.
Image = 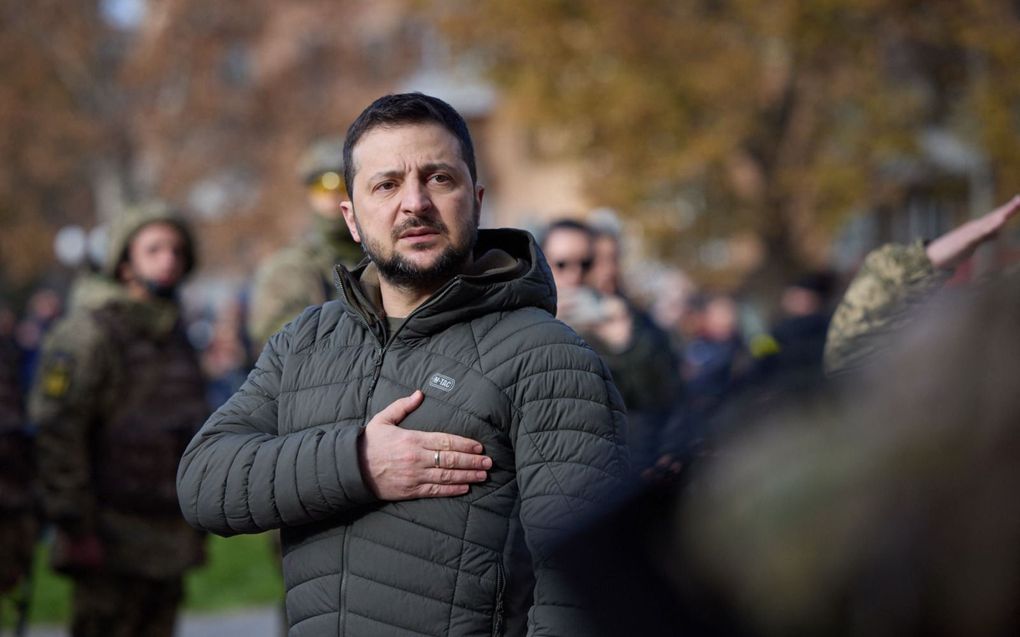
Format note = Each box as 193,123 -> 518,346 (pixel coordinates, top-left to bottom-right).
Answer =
825,195 -> 1020,375
29,202 -> 208,637
248,137 -> 363,348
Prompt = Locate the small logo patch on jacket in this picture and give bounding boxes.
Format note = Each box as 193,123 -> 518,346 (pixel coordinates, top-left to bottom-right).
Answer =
429,373 -> 456,392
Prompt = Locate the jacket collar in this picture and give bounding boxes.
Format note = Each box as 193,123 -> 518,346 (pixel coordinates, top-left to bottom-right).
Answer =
334,228 -> 557,340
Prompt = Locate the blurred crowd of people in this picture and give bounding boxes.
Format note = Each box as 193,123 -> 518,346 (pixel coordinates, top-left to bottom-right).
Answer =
540,215 -> 844,480
1,116 -> 1018,636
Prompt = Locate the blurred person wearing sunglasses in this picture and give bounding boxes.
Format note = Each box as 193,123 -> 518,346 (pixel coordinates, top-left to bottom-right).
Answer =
248,137 -> 364,350
541,219 -> 680,476
541,219 -> 600,324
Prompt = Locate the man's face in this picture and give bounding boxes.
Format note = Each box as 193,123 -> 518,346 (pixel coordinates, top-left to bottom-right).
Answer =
120,222 -> 188,295
590,234 -> 621,295
340,123 -> 483,290
542,228 -> 593,292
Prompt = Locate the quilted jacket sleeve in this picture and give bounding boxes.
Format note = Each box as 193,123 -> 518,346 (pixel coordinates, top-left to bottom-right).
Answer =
507,319 -> 631,636
176,309 -> 376,536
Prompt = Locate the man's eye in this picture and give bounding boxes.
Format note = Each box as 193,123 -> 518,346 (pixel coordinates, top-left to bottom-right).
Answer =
375,181 -> 396,192
430,174 -> 452,185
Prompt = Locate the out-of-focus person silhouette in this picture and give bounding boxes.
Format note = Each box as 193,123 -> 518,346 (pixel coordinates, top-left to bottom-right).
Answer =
541,219 -> 679,473
589,225 -> 623,296
247,136 -> 363,351
0,306 -> 17,339
28,202 -> 208,637
14,287 -> 63,386
649,269 -> 697,353
200,299 -> 250,410
729,271 -> 839,424
679,294 -> 750,450
762,271 -> 836,387
0,333 -> 37,634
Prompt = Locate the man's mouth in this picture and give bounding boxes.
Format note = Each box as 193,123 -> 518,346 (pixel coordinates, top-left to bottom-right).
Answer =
399,227 -> 439,239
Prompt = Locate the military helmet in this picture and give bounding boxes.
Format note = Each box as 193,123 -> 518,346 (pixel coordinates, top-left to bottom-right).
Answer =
298,137 -> 346,193
102,200 -> 197,279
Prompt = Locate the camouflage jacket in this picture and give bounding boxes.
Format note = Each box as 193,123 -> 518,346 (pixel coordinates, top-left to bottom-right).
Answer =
28,275 -> 207,578
247,219 -> 363,347
824,240 -> 950,376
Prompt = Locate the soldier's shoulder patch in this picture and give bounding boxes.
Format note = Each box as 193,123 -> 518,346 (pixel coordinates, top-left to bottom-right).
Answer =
40,352 -> 75,399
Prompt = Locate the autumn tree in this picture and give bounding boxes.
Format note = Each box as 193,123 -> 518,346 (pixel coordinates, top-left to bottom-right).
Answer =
0,0 -> 421,297
0,0 -> 109,291
432,0 -> 1020,285
124,0 -> 422,272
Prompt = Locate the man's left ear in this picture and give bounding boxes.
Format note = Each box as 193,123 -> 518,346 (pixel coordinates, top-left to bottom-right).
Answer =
339,201 -> 361,243
474,185 -> 485,223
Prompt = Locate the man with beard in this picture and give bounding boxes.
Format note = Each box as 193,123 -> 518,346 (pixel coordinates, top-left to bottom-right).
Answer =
178,93 -> 630,637
30,202 -> 207,637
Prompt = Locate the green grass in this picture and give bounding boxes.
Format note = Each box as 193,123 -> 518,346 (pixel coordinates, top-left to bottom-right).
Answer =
24,544 -> 71,625
185,532 -> 284,612
18,532 -> 282,626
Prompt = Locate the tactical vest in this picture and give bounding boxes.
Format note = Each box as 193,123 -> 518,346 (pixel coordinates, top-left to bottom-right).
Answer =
90,304 -> 208,515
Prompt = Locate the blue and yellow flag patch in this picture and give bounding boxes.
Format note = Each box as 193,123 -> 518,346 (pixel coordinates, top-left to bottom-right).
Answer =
40,352 -> 75,399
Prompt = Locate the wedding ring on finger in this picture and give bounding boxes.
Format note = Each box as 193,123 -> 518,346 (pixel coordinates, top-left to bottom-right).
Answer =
433,450 -> 441,468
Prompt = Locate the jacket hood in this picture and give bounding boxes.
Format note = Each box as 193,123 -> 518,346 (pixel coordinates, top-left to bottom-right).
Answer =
102,201 -> 197,279
334,228 -> 557,339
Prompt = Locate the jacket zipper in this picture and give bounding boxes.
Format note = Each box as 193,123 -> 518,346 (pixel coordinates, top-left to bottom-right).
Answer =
338,524 -> 351,635
492,560 -> 506,636
336,269 -> 381,635
335,270 -> 463,630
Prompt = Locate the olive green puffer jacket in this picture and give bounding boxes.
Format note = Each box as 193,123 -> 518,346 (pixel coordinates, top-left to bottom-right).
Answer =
177,228 -> 630,636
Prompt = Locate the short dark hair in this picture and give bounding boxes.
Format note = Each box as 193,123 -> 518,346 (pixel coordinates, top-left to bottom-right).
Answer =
343,93 -> 477,196
541,218 -> 593,249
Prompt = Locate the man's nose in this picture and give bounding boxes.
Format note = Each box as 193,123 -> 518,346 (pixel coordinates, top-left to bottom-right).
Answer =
160,250 -> 184,273
400,180 -> 433,215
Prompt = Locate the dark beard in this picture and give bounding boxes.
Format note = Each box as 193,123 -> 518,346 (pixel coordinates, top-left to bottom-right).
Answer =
360,217 -> 477,291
